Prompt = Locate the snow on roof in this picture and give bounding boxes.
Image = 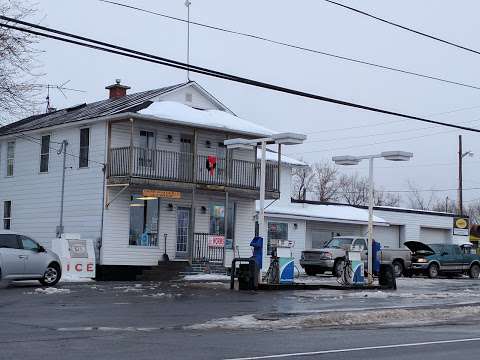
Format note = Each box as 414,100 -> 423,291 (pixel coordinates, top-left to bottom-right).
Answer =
258,202 -> 388,225
258,149 -> 307,167
139,101 -> 275,137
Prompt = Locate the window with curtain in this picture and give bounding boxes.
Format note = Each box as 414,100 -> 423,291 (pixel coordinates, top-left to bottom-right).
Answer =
129,194 -> 159,246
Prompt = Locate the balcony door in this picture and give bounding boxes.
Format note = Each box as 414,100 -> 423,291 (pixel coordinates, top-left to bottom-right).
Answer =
139,130 -> 155,169
179,135 -> 193,181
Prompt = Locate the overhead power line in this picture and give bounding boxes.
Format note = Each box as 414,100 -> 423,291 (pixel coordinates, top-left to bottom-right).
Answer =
1,17 -> 480,135
97,0 -> 480,91
323,0 -> 480,57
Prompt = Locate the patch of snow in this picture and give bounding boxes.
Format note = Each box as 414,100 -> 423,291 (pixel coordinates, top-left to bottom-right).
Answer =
31,287 -> 71,295
140,101 -> 276,137
257,149 -> 307,167
183,274 -> 230,281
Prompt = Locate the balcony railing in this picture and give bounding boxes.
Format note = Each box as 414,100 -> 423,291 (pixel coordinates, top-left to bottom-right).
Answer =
108,146 -> 279,192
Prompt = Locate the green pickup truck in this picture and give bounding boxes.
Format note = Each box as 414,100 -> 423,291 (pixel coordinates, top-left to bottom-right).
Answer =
405,241 -> 480,279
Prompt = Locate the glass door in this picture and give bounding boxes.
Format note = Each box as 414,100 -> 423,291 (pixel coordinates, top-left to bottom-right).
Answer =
176,207 -> 191,258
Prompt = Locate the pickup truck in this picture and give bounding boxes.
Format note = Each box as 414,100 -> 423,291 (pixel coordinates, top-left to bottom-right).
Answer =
405,241 -> 480,278
300,236 -> 411,278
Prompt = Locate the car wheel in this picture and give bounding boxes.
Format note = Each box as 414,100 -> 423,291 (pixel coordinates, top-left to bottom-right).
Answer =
469,264 -> 480,279
392,261 -> 404,278
428,263 -> 439,279
305,267 -> 317,276
39,264 -> 61,286
334,259 -> 345,277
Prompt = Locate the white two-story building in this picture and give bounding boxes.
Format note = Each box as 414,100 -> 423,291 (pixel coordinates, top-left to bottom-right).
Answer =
0,80 -> 298,277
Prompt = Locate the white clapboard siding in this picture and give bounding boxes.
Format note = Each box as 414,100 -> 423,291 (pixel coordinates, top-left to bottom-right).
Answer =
0,121 -> 106,249
101,188 -> 256,266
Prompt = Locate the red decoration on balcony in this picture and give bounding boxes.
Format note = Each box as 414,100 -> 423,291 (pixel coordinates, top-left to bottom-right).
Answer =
206,155 -> 217,176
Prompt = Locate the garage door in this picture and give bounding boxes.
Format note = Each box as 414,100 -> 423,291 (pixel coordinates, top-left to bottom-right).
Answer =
373,225 -> 400,248
420,227 -> 451,244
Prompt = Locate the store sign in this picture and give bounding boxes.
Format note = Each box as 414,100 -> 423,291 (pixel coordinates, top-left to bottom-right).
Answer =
142,189 -> 181,199
453,217 -> 470,236
208,235 -> 225,247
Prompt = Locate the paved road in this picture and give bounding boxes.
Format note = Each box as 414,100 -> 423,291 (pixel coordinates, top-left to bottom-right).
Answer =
1,278 -> 480,359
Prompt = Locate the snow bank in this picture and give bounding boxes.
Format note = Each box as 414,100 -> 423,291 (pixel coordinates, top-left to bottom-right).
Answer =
186,305 -> 480,331
140,101 -> 275,137
183,274 -> 230,282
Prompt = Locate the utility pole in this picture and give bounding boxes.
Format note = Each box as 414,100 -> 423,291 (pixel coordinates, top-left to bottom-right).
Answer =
57,140 -> 68,237
458,135 -> 463,215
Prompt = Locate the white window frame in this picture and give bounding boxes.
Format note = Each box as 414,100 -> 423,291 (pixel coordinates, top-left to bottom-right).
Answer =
6,141 -> 15,177
3,200 -> 12,230
79,127 -> 90,168
39,134 -> 51,173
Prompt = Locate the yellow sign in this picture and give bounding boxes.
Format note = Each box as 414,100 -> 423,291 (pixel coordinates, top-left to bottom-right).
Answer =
142,189 -> 181,199
455,218 -> 468,229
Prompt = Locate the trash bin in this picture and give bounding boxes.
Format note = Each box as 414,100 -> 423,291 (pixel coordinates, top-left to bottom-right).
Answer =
379,263 -> 397,290
238,261 -> 258,290
250,236 -> 263,270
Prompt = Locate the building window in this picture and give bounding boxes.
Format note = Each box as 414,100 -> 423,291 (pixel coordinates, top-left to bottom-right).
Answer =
3,201 -> 11,230
6,141 -> 15,176
40,135 -> 50,173
79,128 -> 90,168
129,194 -> 158,246
209,202 -> 235,240
267,222 -> 288,255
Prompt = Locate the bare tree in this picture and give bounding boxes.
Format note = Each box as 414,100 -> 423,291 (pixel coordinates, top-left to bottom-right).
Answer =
465,200 -> 480,224
310,161 -> 340,202
374,189 -> 401,207
291,164 -> 313,200
431,196 -> 456,213
338,173 -> 369,206
405,181 -> 438,210
0,1 -> 41,121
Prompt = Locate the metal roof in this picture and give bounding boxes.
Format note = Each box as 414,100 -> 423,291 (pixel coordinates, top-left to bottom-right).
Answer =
0,82 -> 188,136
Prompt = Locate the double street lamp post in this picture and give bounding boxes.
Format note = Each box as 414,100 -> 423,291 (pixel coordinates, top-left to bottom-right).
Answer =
332,151 -> 413,285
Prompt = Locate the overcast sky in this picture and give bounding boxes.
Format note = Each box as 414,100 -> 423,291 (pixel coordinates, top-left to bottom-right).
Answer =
22,0 -> 480,204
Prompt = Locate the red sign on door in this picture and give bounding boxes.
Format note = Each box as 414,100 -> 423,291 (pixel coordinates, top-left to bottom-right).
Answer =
208,235 -> 225,247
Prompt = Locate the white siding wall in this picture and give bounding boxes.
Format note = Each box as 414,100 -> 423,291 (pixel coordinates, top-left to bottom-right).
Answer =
157,85 -> 222,110
0,121 -> 106,249
101,189 -> 255,266
305,221 -> 365,249
373,209 -> 453,246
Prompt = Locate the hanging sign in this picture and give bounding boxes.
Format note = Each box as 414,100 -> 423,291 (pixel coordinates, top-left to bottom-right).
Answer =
208,235 -> 225,247
453,217 -> 470,236
142,189 -> 181,199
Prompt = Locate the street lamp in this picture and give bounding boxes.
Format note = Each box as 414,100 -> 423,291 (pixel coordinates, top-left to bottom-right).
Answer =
332,150 -> 413,285
458,134 -> 474,215
225,133 -> 306,274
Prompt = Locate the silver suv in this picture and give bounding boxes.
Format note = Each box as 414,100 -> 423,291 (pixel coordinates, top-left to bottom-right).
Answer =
0,231 -> 62,286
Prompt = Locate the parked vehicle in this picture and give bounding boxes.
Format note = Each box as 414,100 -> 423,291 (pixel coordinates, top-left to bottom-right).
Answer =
0,231 -> 62,286
300,236 -> 411,277
405,241 -> 480,279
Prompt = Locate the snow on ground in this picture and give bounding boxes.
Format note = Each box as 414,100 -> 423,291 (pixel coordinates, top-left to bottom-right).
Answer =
28,288 -> 71,295
186,305 -> 480,331
182,274 -> 230,282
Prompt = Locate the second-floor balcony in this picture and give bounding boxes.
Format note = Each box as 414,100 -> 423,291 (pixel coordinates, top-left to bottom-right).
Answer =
108,146 -> 279,193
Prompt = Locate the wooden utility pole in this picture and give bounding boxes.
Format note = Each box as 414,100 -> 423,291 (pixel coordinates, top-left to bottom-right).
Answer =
458,135 -> 463,215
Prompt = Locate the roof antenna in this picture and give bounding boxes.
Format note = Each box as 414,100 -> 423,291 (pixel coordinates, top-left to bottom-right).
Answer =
185,0 -> 192,81
38,80 -> 86,113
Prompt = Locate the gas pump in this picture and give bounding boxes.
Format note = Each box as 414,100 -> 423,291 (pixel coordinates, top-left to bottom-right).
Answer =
265,239 -> 295,284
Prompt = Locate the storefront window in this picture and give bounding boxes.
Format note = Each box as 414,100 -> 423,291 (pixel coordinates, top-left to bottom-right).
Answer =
267,222 -> 288,255
209,202 -> 235,241
129,194 -> 159,246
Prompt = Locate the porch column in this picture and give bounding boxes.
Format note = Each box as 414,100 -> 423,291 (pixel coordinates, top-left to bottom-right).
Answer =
192,129 -> 198,183
129,118 -> 134,177
224,191 -> 229,264
277,143 -> 281,192
253,145 -> 258,189
190,187 -> 196,261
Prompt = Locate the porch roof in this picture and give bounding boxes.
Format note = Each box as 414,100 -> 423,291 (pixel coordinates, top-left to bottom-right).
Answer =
257,202 -> 389,226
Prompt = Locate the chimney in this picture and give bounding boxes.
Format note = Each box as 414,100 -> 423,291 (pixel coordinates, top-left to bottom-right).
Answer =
105,79 -> 130,99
